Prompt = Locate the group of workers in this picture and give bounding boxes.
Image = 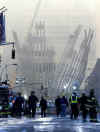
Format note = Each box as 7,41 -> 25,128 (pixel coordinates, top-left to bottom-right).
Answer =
55,89 -> 99,122
8,89 -> 99,122
9,91 -> 47,118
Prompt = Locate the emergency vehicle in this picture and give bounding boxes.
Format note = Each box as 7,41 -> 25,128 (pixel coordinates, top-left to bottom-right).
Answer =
0,83 -> 9,117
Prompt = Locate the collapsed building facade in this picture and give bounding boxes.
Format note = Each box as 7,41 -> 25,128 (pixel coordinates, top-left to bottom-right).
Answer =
53,26 -> 95,96
12,24 -> 95,98
13,21 -> 56,98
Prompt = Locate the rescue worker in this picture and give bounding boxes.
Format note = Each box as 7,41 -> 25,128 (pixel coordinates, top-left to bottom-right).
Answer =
88,89 -> 98,122
60,96 -> 68,117
11,94 -> 17,117
14,92 -> 24,117
40,96 -> 47,117
28,91 -> 38,118
80,93 -> 88,122
55,96 -> 61,117
69,92 -> 79,120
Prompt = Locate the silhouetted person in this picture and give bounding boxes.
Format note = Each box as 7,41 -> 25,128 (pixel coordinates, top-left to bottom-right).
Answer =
88,89 -> 98,122
55,96 -> 61,117
28,91 -> 38,118
60,96 -> 68,117
9,95 -> 17,117
40,96 -> 47,117
80,93 -> 88,122
14,92 -> 24,117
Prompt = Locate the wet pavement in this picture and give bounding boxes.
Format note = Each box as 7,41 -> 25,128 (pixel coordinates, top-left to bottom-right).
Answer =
0,116 -> 100,132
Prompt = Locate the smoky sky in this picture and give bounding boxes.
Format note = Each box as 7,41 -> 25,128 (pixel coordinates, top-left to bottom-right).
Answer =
0,0 -> 96,59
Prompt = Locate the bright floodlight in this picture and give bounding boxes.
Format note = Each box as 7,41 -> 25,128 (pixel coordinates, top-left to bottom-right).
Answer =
24,94 -> 28,100
73,86 -> 77,90
64,85 -> 66,89
64,83 -> 68,89
16,80 -> 19,84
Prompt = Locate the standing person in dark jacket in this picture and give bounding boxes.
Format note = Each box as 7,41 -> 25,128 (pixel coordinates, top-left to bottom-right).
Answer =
80,93 -> 88,122
28,91 -> 38,118
60,96 -> 68,117
88,89 -> 98,122
55,96 -> 61,117
11,95 -> 17,117
14,92 -> 24,117
40,96 -> 47,117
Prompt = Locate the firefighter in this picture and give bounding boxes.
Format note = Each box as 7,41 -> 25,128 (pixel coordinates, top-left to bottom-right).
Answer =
88,89 -> 98,122
28,91 -> 38,118
80,93 -> 88,122
69,92 -> 79,120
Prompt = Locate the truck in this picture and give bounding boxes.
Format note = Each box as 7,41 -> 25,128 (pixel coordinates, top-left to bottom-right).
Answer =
0,84 -> 9,117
